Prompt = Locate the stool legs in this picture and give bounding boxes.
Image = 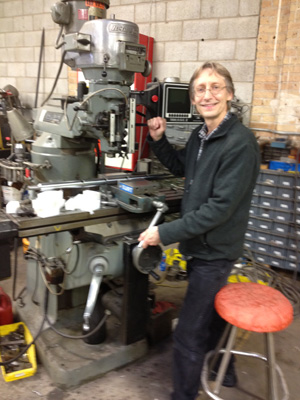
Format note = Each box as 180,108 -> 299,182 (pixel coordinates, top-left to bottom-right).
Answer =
266,332 -> 279,400
212,325 -> 237,395
201,327 -> 290,400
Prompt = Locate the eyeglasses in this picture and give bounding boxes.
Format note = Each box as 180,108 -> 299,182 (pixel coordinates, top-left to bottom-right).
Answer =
195,85 -> 227,97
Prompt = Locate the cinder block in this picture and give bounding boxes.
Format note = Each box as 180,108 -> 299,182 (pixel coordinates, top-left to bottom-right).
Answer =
108,5 -> 135,21
236,39 -> 257,60
180,62 -> 202,83
13,16 -> 33,32
150,22 -> 182,42
234,82 -> 253,104
24,31 -> 42,47
137,23 -> 150,37
219,17 -> 259,39
136,3 -> 166,23
23,0 -> 44,15
198,40 -> 235,60
109,0 -> 121,7
54,78 -> 69,95
0,77 -> 16,89
5,32 -> 24,47
167,0 -> 200,21
44,0 -> 58,13
152,61 -> 180,82
3,1 -> 23,17
33,13 -> 56,31
13,47 -> 34,63
165,41 -> 198,62
0,33 -> 5,48
7,49 -> 16,62
0,63 -> 7,76
15,77 -> 37,93
34,46 -> 56,63
201,0 -> 239,18
153,42 -> 164,62
221,61 -> 255,82
25,63 -> 39,78
121,0 -> 145,4
240,0 -> 261,16
183,20 -> 218,40
7,63 -> 25,77
0,17 -> 14,33
0,49 -> 9,63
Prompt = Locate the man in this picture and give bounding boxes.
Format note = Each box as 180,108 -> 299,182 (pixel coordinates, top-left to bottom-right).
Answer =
138,62 -> 260,400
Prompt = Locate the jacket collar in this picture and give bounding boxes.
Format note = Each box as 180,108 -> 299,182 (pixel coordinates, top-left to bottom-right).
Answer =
201,112 -> 238,141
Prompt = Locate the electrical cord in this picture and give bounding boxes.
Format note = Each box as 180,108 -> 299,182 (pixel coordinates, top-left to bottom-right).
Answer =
45,309 -> 111,340
12,237 -> 26,303
237,247 -> 300,316
61,242 -> 80,275
23,247 -> 112,339
41,50 -> 66,107
24,247 -> 65,296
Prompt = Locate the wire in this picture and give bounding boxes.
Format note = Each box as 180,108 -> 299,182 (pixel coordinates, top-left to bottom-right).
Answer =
12,237 -> 26,303
61,242 -> 80,275
41,50 -> 66,107
45,309 -> 111,340
68,87 -> 128,132
34,28 -> 45,108
238,247 -> 300,316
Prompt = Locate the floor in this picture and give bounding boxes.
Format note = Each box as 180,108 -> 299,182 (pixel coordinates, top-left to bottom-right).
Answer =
0,245 -> 300,400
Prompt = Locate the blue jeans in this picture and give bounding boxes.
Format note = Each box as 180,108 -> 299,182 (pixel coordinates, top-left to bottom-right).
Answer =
171,258 -> 234,400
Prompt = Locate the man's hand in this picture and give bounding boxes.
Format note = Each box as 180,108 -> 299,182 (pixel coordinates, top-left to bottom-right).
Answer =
147,117 -> 167,141
138,226 -> 161,248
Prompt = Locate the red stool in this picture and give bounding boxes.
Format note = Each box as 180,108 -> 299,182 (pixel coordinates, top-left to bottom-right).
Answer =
201,282 -> 294,400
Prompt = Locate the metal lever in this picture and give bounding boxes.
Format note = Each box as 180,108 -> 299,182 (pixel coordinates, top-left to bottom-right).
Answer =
83,257 -> 108,332
138,200 -> 168,248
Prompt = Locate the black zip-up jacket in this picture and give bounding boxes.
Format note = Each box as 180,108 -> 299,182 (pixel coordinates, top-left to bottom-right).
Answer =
148,114 -> 260,261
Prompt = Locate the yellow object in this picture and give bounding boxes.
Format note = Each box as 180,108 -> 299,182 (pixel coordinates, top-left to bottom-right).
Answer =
22,238 -> 29,254
0,322 -> 37,382
164,248 -> 187,270
228,274 -> 268,285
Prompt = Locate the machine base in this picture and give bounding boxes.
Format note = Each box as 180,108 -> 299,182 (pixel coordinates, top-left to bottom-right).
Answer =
17,299 -> 148,390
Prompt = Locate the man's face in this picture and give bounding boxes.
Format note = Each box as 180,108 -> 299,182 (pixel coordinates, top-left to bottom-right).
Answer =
191,69 -> 233,124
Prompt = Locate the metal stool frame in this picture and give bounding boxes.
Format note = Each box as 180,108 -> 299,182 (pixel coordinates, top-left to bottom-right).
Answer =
201,323 -> 289,400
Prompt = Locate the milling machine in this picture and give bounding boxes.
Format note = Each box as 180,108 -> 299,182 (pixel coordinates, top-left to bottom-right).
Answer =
0,0 -> 184,388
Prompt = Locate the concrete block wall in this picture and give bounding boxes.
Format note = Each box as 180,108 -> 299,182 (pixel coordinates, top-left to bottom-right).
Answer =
109,0 -> 261,125
0,0 -> 68,110
0,0 -> 261,126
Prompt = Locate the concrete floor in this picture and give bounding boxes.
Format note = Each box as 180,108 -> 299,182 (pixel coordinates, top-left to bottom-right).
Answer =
0,246 -> 300,400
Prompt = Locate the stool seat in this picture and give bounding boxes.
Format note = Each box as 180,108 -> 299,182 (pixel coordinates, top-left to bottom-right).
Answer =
215,282 -> 293,332
201,282 -> 294,400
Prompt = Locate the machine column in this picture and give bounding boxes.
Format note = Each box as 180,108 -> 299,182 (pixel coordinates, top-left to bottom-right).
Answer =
121,239 -> 149,345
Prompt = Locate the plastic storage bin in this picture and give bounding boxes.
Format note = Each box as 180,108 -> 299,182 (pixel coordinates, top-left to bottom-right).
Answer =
0,322 -> 37,382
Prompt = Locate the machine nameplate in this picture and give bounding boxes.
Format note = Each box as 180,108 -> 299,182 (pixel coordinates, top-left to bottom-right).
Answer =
119,183 -> 134,194
125,44 -> 146,56
108,22 -> 139,38
43,111 -> 64,125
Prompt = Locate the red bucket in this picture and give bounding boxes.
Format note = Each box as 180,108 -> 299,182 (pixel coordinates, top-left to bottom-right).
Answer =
0,287 -> 13,325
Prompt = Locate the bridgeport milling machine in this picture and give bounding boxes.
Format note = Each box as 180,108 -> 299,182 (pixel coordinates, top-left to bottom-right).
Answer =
0,0 -> 184,388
